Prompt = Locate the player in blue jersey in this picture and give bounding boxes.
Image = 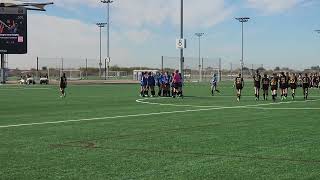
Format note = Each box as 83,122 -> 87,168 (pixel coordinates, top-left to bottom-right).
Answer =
161,72 -> 170,97
210,74 -> 220,96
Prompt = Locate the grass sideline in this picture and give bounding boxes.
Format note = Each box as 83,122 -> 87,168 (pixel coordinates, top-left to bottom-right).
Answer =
1,82 -> 320,179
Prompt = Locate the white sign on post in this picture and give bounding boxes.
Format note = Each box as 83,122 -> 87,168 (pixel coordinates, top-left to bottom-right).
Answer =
176,39 -> 186,49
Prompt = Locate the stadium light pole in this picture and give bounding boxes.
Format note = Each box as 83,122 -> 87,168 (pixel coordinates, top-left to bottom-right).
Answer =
195,33 -> 204,82
96,22 -> 107,78
101,0 -> 114,80
235,17 -> 250,77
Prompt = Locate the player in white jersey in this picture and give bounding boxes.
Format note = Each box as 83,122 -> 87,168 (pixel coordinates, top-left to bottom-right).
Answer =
210,74 -> 220,96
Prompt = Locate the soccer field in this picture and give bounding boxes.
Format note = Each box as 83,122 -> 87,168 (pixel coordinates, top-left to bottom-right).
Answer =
1,82 -> 320,179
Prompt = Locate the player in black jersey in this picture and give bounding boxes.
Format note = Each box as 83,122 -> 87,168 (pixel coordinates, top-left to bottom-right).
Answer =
279,72 -> 287,101
270,73 -> 279,102
60,73 -> 67,98
234,73 -> 244,101
253,70 -> 261,101
302,73 -> 310,100
312,73 -> 318,88
285,72 -> 290,98
289,73 -> 297,100
261,73 -> 270,101
316,73 -> 320,88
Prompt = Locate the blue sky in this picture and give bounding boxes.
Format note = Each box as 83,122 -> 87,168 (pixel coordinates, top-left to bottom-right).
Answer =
8,0 -> 320,70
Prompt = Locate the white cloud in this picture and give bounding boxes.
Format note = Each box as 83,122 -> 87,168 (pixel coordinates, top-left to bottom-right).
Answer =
112,0 -> 233,29
246,0 -> 309,14
9,14 -> 134,69
45,0 -> 234,29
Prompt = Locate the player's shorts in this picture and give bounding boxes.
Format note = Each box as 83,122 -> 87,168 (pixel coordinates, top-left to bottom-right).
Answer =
302,84 -> 309,89
254,82 -> 260,89
212,82 -> 217,87
262,85 -> 269,90
60,83 -> 66,89
236,85 -> 243,90
271,85 -> 278,91
290,83 -> 297,89
280,84 -> 287,89
173,83 -> 179,89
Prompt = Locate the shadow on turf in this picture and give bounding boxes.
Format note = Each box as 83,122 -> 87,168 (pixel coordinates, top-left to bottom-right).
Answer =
50,142 -> 320,164
49,117 -> 320,165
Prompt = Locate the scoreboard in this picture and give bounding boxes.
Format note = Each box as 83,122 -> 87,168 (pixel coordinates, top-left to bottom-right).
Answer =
0,7 -> 27,54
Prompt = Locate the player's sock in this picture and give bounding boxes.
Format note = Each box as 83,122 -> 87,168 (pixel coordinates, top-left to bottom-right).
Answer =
211,90 -> 214,95
215,89 -> 220,93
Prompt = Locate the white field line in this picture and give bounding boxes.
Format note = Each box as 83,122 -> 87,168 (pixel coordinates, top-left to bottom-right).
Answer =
0,105 -> 252,129
136,98 -> 222,108
0,87 -> 52,90
245,107 -> 320,110
136,97 -> 320,108
1,98 -> 318,129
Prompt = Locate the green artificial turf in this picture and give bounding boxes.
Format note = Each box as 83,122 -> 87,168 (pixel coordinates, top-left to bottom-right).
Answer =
1,81 -> 320,179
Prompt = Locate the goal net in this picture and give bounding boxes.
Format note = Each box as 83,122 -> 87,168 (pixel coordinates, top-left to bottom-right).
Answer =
61,70 -> 83,80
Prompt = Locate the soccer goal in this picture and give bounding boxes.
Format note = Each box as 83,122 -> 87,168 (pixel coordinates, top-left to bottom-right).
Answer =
61,70 -> 83,80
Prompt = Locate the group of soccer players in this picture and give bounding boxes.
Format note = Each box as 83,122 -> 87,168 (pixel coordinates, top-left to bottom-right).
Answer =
140,70 -> 183,98
234,70 -> 320,102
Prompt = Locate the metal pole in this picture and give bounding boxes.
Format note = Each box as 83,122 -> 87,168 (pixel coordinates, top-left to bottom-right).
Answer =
179,0 -> 184,79
105,58 -> 107,80
0,54 -> 4,83
99,26 -> 102,78
61,57 -> 64,77
36,57 -> 39,71
106,2 -> 111,80
199,36 -> 201,82
36,56 -> 39,80
85,58 -> 88,79
201,57 -> 204,81
241,21 -> 244,77
107,60 -> 110,79
230,62 -> 233,79
107,2 -> 110,62
219,58 -> 222,81
161,56 -> 164,72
